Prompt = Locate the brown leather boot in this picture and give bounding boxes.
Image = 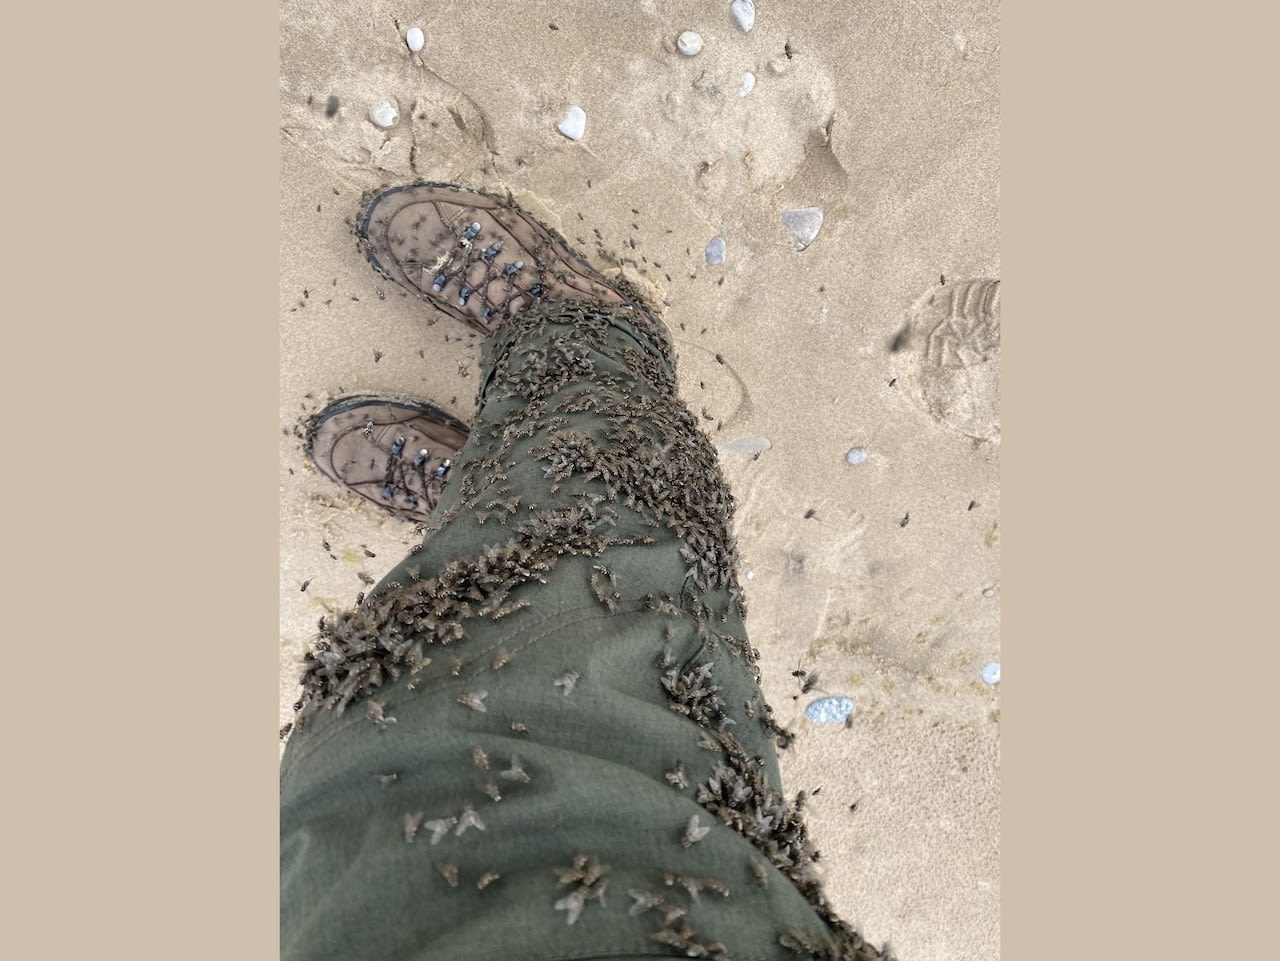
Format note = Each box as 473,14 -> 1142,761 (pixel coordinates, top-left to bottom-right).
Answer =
305,394 -> 469,525
354,181 -> 640,336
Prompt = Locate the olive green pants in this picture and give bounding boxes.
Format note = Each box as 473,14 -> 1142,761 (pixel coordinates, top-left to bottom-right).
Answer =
281,301 -> 889,961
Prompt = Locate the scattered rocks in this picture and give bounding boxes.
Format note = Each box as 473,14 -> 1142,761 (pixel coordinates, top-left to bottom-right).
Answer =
981,662 -> 1001,685
845,447 -> 867,465
677,31 -> 703,56
705,235 -> 726,265
368,100 -> 400,129
739,71 -> 756,96
731,0 -> 756,33
781,207 -> 824,250
806,695 -> 855,725
405,26 -> 425,52
557,105 -> 586,141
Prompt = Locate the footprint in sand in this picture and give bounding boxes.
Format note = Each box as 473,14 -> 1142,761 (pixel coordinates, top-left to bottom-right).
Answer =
727,459 -> 869,649
896,278 -> 1001,442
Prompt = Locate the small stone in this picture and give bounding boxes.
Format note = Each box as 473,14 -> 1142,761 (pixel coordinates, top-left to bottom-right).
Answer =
369,100 -> 399,129
405,27 -> 425,52
981,662 -> 1001,685
982,587 -> 996,598
781,207 -> 824,250
557,105 -> 586,141
677,31 -> 703,56
845,447 -> 867,465
730,0 -> 756,33
806,696 -> 855,725
705,235 -> 726,265
739,71 -> 756,96
745,569 -> 755,580
716,436 -> 771,456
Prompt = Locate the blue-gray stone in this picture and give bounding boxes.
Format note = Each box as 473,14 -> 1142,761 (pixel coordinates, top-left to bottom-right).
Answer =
845,447 -> 867,465
981,661 -> 1001,685
805,695 -> 855,725
705,235 -> 726,265
781,207 -> 824,250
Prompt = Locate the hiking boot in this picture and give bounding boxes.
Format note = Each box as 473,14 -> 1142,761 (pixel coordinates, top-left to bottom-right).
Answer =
305,394 -> 470,525
354,181 -> 637,336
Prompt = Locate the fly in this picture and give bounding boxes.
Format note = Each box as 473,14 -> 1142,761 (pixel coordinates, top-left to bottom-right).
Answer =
499,754 -> 531,783
478,778 -> 502,803
458,690 -> 488,712
554,670 -> 581,695
681,814 -> 711,847
403,810 -> 425,843
424,816 -> 457,845
455,803 -> 486,835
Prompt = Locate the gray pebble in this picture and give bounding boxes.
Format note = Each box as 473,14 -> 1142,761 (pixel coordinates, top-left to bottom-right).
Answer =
845,447 -> 867,465
731,0 -> 756,33
716,436 -> 771,456
981,662 -> 1001,685
677,31 -> 703,56
781,207 -> 824,250
705,235 -> 726,265
806,695 -> 855,725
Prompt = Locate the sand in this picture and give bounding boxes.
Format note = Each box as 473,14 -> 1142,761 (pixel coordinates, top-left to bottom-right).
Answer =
279,2 -> 1000,958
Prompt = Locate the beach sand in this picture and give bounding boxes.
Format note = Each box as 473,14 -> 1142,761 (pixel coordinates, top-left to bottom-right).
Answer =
279,2 -> 999,958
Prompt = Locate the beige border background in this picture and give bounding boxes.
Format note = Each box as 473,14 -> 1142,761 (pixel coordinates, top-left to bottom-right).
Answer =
8,2 -> 1277,958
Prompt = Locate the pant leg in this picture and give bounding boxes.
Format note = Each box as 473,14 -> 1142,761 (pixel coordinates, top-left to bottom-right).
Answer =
280,301 -> 890,961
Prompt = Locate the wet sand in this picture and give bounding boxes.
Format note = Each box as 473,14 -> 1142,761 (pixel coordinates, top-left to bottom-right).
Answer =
279,2 -> 1000,958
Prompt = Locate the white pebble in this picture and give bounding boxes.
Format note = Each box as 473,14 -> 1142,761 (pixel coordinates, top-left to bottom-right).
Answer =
405,27 -> 425,52
557,105 -> 586,141
731,0 -> 756,33
981,662 -> 1001,685
781,207 -> 824,250
369,100 -> 400,129
705,236 -> 726,265
677,31 -> 703,56
739,71 -> 756,96
845,447 -> 867,465
746,569 -> 755,580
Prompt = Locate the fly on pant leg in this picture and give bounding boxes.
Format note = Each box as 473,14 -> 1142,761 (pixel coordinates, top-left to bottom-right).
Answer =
281,301 -> 892,961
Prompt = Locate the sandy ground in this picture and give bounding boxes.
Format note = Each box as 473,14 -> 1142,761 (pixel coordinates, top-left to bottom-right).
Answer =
279,2 -> 1000,958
